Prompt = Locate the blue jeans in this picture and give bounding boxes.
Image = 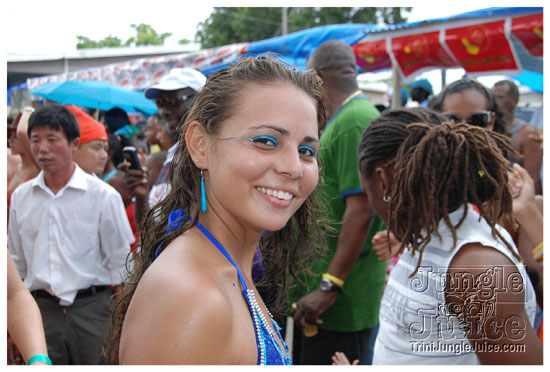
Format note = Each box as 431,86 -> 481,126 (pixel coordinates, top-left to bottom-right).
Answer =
296,325 -> 375,365
360,322 -> 379,365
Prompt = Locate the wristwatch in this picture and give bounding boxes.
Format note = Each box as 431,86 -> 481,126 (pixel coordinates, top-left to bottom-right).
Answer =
320,277 -> 342,293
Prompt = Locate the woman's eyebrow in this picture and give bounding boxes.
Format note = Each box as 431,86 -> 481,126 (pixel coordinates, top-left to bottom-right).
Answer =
248,125 -> 319,143
303,136 -> 320,144
248,124 -> 288,135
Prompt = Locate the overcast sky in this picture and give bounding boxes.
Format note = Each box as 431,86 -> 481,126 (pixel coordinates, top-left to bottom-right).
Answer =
4,1 -> 543,93
4,1 -> 518,55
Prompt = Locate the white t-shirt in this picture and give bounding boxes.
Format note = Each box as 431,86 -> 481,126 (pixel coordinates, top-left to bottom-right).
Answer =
373,204 -> 536,364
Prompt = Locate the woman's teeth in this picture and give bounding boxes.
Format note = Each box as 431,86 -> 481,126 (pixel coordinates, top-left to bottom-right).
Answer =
257,187 -> 293,201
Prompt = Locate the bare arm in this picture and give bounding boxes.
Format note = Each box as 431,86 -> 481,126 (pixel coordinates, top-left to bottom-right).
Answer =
510,163 -> 543,307
15,108 -> 39,168
7,148 -> 21,181
117,161 -> 150,231
516,126 -> 543,195
7,252 -> 49,365
511,163 -> 543,247
446,243 -> 542,364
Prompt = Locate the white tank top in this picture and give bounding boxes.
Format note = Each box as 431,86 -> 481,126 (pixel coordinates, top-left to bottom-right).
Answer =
373,204 -> 537,364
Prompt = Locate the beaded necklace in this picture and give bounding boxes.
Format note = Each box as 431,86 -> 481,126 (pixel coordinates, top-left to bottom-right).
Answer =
341,89 -> 363,107
195,222 -> 292,365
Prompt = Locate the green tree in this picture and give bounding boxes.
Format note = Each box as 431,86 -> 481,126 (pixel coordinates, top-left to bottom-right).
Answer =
195,8 -> 282,49
76,34 -> 123,49
125,23 -> 172,47
195,7 -> 412,49
76,23 -> 172,49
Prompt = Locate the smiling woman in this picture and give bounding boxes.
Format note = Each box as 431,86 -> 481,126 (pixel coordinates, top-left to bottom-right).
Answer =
104,55 -> 327,365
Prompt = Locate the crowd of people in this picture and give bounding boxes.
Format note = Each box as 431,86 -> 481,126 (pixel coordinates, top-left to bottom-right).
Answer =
6,39 -> 543,365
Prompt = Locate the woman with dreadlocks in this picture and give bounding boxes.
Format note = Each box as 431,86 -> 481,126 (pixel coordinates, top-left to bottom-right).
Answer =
358,118 -> 541,364
104,55 -> 327,365
365,108 -> 447,264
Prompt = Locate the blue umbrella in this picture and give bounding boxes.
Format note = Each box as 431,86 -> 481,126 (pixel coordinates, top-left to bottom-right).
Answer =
29,80 -> 158,115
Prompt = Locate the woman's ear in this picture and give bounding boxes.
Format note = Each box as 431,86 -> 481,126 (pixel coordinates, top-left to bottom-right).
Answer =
185,121 -> 208,167
374,165 -> 393,198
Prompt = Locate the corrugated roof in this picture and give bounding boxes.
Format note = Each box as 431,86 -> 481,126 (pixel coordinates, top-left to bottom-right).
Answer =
8,44 -> 200,63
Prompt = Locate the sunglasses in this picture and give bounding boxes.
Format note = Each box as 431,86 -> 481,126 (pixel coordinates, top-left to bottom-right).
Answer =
155,93 -> 196,108
444,111 -> 492,128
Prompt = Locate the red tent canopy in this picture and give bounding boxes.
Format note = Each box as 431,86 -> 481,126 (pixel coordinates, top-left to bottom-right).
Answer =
353,11 -> 542,79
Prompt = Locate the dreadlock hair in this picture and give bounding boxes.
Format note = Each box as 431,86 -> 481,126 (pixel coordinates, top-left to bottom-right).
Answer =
389,121 -> 521,277
103,55 -> 327,364
358,107 -> 446,176
431,77 -> 506,135
358,107 -> 446,258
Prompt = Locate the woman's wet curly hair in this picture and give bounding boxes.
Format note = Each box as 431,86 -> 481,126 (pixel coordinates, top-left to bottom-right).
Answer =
103,55 -> 328,364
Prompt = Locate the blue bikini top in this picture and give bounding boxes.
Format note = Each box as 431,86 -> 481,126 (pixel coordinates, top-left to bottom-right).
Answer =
156,209 -> 292,365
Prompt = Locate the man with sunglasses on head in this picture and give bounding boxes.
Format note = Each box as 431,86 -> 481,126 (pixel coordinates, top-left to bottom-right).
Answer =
119,68 -> 207,231
493,80 -> 543,195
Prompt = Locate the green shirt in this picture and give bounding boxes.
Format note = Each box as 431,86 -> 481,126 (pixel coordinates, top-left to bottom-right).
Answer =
291,96 -> 387,332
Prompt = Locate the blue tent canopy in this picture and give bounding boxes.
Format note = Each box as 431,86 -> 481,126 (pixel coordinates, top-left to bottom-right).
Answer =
511,71 -> 543,93
7,82 -> 27,106
228,7 -> 543,76
248,23 -> 376,59
239,7 -> 542,93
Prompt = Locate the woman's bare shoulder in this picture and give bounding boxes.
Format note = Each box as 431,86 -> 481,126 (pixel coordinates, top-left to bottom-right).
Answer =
120,235 -> 234,364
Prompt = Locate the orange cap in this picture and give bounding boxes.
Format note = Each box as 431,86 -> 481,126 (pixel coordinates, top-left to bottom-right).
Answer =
66,105 -> 108,144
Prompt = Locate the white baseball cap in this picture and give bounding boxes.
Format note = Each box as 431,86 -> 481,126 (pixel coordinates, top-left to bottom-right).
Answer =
144,68 -> 207,99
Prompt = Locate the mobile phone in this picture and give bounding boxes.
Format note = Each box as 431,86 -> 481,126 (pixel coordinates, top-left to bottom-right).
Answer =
123,146 -> 142,171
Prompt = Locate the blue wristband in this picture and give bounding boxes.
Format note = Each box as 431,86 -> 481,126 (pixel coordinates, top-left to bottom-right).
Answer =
27,354 -> 52,365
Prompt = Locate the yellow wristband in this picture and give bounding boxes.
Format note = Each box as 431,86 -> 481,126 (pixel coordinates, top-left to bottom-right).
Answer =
322,272 -> 344,287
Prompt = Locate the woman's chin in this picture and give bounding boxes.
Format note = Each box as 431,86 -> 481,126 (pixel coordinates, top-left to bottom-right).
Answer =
259,219 -> 290,233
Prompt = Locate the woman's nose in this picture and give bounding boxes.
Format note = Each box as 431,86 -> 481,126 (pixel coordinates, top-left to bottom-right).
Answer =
275,147 -> 303,179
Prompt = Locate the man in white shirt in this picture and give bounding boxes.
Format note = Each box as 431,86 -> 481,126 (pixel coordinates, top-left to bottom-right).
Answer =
8,104 -> 135,364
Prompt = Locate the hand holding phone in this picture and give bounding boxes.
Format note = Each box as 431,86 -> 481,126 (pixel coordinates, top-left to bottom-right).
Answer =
123,146 -> 142,171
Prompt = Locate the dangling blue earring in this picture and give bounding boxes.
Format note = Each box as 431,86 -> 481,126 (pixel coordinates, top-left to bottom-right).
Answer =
200,169 -> 207,213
